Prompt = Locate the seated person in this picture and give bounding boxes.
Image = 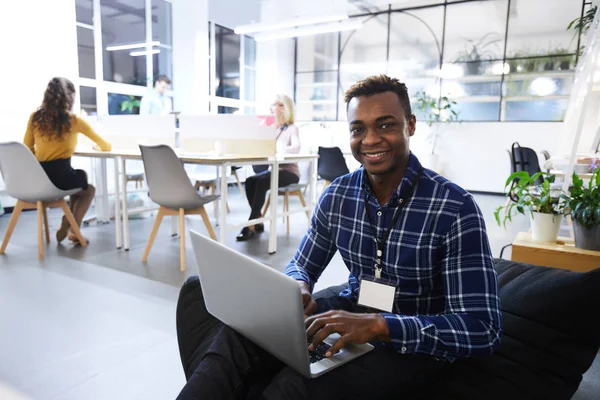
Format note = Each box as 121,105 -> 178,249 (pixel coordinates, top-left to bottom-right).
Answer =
176,74 -> 502,399
237,94 -> 301,241
23,77 -> 112,244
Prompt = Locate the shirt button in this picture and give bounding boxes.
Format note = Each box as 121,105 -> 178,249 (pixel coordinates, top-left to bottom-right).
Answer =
377,211 -> 382,217
401,347 -> 407,353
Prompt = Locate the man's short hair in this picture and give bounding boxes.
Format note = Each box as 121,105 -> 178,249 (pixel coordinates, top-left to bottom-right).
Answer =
155,75 -> 171,85
344,74 -> 412,119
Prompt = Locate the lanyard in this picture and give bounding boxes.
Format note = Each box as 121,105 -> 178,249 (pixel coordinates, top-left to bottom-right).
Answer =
364,167 -> 423,279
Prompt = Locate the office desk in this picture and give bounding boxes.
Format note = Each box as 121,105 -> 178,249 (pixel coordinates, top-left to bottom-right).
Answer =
74,149 -> 318,254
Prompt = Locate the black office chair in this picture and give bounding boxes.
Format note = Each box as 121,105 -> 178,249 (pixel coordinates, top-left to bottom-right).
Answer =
317,147 -> 350,190
500,143 -> 548,258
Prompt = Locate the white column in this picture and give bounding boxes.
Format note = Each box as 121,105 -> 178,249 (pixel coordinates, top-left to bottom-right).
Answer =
0,0 -> 79,207
255,39 -> 296,113
172,0 -> 210,113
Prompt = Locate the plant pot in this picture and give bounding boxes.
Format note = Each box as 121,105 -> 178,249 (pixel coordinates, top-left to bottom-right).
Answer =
530,212 -> 563,242
573,221 -> 600,251
544,61 -> 555,71
559,60 -> 571,71
465,61 -> 482,75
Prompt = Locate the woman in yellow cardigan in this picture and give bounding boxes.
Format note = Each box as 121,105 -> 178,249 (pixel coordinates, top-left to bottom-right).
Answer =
24,77 -> 112,244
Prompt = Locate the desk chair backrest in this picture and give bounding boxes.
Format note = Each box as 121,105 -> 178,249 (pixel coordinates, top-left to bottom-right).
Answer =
317,146 -> 350,182
139,145 -> 202,210
0,142 -> 78,202
511,142 -> 543,185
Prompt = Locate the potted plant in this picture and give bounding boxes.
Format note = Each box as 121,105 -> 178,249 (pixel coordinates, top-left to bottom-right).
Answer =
414,90 -> 459,170
495,171 -> 566,242
456,32 -> 502,75
568,5 -> 597,57
564,168 -> 600,250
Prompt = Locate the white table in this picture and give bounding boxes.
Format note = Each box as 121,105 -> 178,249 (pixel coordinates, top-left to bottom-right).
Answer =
74,149 -> 318,254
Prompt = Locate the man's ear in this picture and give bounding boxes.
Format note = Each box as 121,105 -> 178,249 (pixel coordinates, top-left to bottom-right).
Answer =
408,114 -> 416,137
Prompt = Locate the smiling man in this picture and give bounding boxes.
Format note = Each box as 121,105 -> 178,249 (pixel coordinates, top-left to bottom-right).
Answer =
175,75 -> 502,400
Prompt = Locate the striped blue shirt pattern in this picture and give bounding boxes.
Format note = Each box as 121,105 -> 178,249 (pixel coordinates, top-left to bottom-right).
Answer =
285,153 -> 502,361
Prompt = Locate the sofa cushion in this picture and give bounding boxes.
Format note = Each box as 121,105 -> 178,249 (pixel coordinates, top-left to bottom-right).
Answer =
313,260 -> 600,400
429,259 -> 600,400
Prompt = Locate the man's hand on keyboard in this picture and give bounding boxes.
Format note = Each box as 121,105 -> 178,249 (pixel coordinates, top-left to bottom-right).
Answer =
298,281 -> 317,318
305,310 -> 389,357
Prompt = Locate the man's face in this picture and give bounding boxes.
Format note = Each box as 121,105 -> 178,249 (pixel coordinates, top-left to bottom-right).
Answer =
348,91 -> 416,177
155,80 -> 169,95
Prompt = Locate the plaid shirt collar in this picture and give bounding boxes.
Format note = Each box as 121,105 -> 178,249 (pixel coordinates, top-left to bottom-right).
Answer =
360,152 -> 422,206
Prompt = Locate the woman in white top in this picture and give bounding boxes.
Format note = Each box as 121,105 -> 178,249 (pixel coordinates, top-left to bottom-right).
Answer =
237,94 -> 301,241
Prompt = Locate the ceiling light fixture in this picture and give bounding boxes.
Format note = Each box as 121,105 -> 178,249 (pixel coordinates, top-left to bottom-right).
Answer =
107,41 -> 160,51
253,19 -> 363,42
235,12 -> 349,34
129,49 -> 160,57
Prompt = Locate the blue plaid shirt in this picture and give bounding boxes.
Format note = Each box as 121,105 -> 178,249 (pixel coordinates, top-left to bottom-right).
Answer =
285,153 -> 502,360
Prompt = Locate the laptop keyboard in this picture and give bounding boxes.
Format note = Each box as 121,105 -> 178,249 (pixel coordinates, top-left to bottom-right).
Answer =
309,342 -> 332,364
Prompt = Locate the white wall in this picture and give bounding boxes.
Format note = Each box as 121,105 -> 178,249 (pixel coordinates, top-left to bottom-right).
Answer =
172,0 -> 210,113
208,0 -> 261,29
298,121 -> 564,194
0,0 -> 79,207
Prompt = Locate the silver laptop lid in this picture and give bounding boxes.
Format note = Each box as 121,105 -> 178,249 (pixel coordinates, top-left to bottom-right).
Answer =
190,231 -> 311,376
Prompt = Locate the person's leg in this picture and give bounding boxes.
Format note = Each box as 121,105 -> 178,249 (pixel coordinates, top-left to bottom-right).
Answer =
248,172 -> 272,220
56,197 -> 77,243
261,349 -> 445,400
277,170 -> 300,189
245,175 -> 257,206
67,184 -> 96,242
176,276 -> 284,400
260,296 -> 446,400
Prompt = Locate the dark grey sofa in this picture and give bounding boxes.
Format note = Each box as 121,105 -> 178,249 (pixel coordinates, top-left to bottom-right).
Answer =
313,259 -> 600,400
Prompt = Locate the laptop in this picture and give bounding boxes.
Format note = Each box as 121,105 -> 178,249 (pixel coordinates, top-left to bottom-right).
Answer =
190,231 -> 374,378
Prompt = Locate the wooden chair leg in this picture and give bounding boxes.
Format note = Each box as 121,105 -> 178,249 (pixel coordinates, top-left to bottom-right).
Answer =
284,192 -> 290,234
194,181 -> 201,191
262,196 -> 270,217
42,205 -> 50,244
233,170 -> 245,197
59,200 -> 87,247
179,208 -> 186,272
142,207 -> 165,262
199,206 -> 217,240
37,201 -> 44,260
297,191 -> 311,220
0,200 -> 24,254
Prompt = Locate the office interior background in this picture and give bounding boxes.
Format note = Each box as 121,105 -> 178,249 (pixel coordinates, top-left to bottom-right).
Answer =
1,0 -> 600,399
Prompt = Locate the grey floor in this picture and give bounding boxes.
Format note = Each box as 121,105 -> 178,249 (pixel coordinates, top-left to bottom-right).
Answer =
0,188 -> 598,399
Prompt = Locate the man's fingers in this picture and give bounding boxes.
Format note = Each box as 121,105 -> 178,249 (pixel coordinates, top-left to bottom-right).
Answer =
308,322 -> 342,350
327,333 -> 352,357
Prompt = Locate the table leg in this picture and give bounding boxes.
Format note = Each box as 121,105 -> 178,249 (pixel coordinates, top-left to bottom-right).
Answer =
308,158 -> 317,218
214,165 -> 221,225
99,158 -> 110,223
121,157 -> 130,251
219,164 -> 228,243
114,157 -> 122,249
268,162 -> 279,254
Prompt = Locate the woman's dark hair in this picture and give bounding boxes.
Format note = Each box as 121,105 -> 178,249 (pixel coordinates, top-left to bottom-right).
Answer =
31,77 -> 76,139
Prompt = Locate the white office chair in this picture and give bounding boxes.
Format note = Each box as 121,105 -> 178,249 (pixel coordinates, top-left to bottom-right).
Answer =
0,142 -> 87,260
139,145 -> 219,271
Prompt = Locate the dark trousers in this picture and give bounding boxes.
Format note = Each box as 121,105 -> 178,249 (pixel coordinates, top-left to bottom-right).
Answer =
244,169 -> 299,220
176,276 -> 446,400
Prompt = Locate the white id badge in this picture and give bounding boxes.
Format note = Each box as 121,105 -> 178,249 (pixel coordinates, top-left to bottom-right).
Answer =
358,279 -> 396,312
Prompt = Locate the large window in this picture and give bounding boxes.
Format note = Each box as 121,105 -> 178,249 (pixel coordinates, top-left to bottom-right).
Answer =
75,0 -> 174,116
208,23 -> 257,114
295,0 -> 586,122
